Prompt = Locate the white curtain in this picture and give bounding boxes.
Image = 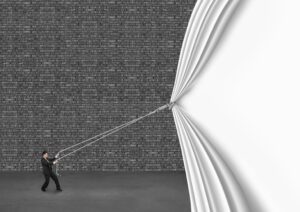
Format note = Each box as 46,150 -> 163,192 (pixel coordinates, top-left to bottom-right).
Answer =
170,0 -> 251,211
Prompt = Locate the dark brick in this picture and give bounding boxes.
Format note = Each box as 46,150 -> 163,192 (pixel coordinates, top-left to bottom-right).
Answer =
0,0 -> 197,171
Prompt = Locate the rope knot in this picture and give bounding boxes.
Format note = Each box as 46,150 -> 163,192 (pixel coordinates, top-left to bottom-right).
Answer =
168,102 -> 175,110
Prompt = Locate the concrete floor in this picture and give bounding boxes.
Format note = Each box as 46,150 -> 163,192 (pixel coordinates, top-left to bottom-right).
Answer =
0,171 -> 190,212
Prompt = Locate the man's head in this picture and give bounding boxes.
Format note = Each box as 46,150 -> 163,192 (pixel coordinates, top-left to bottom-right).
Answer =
42,151 -> 48,159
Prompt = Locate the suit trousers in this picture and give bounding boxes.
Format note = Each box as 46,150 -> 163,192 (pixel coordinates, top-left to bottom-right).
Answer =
42,171 -> 61,190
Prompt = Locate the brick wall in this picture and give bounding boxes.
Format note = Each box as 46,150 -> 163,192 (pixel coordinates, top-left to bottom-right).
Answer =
0,0 -> 196,171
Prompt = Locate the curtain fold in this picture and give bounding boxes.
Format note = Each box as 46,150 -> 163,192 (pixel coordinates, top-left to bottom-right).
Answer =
173,106 -> 249,212
169,0 -> 250,211
171,0 -> 239,102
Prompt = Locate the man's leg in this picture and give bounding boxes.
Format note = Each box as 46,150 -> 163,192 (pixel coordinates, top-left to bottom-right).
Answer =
50,172 -> 62,191
41,174 -> 50,191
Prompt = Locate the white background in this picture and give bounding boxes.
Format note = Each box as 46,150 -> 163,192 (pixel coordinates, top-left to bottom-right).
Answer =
181,0 -> 300,211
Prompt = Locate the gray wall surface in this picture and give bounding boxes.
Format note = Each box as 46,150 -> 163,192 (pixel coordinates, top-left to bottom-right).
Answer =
0,0 -> 196,171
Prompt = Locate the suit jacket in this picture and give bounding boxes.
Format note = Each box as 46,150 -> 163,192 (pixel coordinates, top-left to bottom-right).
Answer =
41,157 -> 56,175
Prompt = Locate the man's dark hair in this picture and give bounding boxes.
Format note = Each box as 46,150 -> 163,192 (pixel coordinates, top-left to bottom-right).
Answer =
42,150 -> 48,156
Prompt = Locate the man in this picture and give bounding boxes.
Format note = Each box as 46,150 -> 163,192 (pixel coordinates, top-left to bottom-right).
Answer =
41,150 -> 62,192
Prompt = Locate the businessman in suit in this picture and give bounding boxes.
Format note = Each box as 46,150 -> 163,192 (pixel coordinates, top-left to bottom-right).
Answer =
41,150 -> 62,192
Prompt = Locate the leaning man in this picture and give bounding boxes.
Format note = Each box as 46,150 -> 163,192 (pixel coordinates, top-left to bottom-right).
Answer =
41,150 -> 62,192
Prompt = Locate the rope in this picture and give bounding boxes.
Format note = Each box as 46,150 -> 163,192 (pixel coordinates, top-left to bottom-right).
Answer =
56,114 -> 138,155
54,102 -> 174,172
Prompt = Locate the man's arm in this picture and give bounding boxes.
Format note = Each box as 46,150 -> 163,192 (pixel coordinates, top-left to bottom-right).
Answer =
41,158 -> 54,166
48,153 -> 59,162
48,158 -> 56,162
42,158 -> 56,165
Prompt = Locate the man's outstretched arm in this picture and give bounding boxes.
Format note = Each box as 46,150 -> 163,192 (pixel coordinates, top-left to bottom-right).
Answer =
41,158 -> 53,165
42,158 -> 57,165
48,158 -> 56,162
49,154 -> 59,162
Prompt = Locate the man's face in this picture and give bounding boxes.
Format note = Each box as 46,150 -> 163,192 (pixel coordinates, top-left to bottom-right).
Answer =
44,153 -> 48,158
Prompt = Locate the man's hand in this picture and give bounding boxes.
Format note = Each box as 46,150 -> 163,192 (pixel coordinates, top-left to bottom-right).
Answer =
53,160 -> 58,165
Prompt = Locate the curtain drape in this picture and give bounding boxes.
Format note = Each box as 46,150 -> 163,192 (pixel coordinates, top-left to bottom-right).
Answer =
173,106 -> 249,212
171,0 -> 239,102
170,0 -> 250,211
